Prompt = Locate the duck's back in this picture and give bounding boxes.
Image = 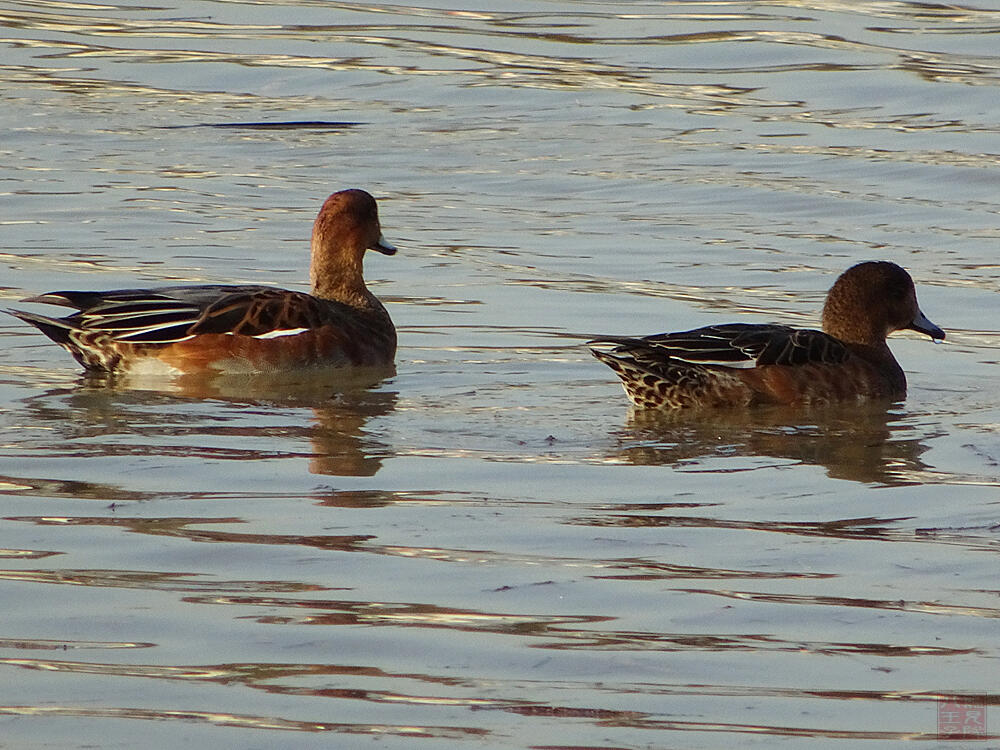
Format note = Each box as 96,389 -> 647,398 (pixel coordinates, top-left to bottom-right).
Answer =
591,323 -> 904,409
12,284 -> 396,375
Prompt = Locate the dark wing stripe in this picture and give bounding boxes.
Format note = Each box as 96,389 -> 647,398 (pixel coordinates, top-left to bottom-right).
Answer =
92,317 -> 199,337
591,324 -> 848,370
84,300 -> 198,316
114,324 -> 198,343
19,285 -> 366,347
74,298 -> 202,342
80,310 -> 200,332
24,291 -> 187,311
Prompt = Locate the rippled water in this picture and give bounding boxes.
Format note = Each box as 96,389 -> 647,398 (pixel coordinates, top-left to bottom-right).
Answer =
2,1 -> 999,747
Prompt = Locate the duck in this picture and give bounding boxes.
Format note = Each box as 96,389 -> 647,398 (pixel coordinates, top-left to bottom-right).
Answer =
9,188 -> 397,376
589,261 -> 944,409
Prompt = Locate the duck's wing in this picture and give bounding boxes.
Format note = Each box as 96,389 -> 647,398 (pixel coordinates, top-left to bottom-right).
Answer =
15,285 -> 385,346
189,288 -> 361,339
15,285 -> 297,344
590,323 -> 849,371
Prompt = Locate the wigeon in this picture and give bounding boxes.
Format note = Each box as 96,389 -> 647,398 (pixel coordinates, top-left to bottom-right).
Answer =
10,189 -> 397,376
590,261 -> 944,409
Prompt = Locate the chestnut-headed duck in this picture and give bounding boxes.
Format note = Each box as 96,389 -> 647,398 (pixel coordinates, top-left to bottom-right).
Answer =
590,261 -> 944,409
10,189 -> 397,376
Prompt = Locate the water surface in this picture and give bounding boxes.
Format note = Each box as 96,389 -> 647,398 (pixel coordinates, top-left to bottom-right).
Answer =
1,1 -> 999,747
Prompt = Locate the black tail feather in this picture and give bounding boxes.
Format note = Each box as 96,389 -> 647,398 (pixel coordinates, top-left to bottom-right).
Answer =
6,309 -> 76,346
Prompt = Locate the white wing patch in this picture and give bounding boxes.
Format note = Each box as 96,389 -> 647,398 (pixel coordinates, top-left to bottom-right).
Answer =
249,327 -> 310,340
672,356 -> 758,369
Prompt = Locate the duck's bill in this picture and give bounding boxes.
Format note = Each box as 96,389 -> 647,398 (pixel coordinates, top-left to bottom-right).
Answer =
907,308 -> 945,341
372,235 -> 397,255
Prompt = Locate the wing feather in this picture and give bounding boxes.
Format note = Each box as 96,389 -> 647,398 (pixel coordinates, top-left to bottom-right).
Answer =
18,285 -> 384,346
591,323 -> 848,372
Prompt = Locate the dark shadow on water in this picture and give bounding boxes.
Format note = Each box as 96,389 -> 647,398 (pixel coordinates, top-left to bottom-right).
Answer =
607,401 -> 937,486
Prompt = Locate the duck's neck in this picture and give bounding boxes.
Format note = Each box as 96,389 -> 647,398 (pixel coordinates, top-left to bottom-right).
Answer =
822,303 -> 888,347
823,309 -> 906,394
310,242 -> 377,308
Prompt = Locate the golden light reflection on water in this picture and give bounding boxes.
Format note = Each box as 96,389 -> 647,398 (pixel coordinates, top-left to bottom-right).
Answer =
0,511 -> 859,575
6,2 -> 996,123
675,587 -> 1000,619
0,704 -> 488,737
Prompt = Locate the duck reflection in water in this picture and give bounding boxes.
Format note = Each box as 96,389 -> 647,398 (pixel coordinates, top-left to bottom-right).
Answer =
27,368 -> 398,479
611,402 -> 934,486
